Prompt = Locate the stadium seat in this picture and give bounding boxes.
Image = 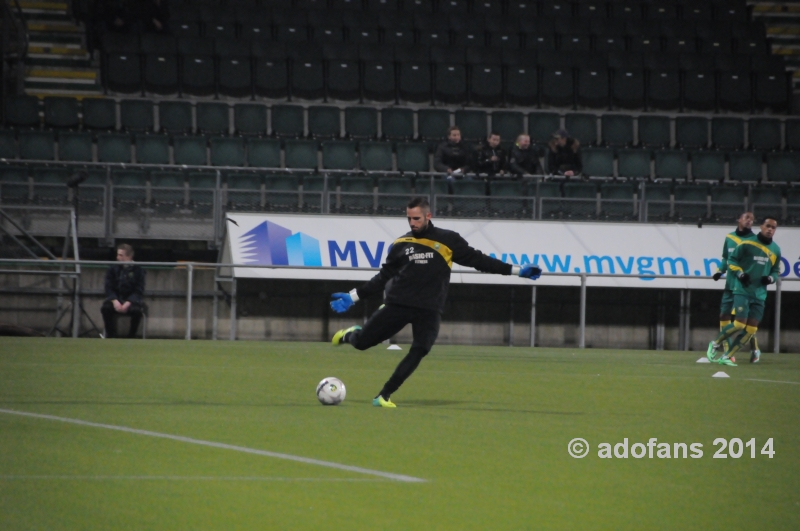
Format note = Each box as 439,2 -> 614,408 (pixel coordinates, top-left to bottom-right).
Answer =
540,60 -> 575,108
601,115 -> 634,147
785,119 -> 800,151
32,167 -> 71,204
0,130 -> 16,159
491,111 -> 525,147
767,153 -> 800,183
454,110 -> 487,142
675,117 -> 709,150
211,137 -> 246,167
655,150 -> 689,181
754,69 -> 789,113
246,138 -> 282,168
563,182 -> 598,219
359,142 -> 393,172
345,107 -> 379,139
308,106 -> 342,139
187,171 -> 217,214
617,149 -> 652,178
638,115 -> 671,148
97,133 -> 131,163
58,131 -> 93,162
396,142 -> 429,172
322,141 -> 357,170
82,99 -> 116,130
710,186 -> 747,222
285,139 -> 319,169
264,173 -> 301,212
418,109 -> 451,142
505,61 -> 538,107
565,114 -> 598,147
234,104 -> 268,136
673,184 -> 709,221
576,58 -> 610,109
18,130 -> 54,161
641,182 -> 671,221
469,62 -> 503,106
271,105 -> 305,138
580,147 -> 614,178
381,108 -> 414,140
112,169 -> 148,208
449,179 -> 489,218
690,151 -> 726,182
159,101 -> 193,134
216,38 -> 253,98
150,171 -> 186,212
172,135 -> 208,165
728,151 -> 763,182
338,175 -> 375,214
786,188 -> 800,225
105,50 -> 142,94
718,69 -> 753,113
196,103 -> 230,136
141,35 -> 179,95
120,100 -> 155,133
376,176 -> 413,214
600,182 -> 637,220
290,50 -> 325,100
397,60 -> 432,103
44,97 -> 79,129
362,60 -> 397,102
529,113 -> 561,146
252,42 -> 289,99
5,95 -> 40,128
748,118 -> 781,151
0,166 -> 31,203
534,180 -> 564,219
749,186 -> 784,217
178,37 -> 215,97
646,68 -> 680,111
711,118 -> 745,151
488,180 -> 530,219
135,134 -> 170,164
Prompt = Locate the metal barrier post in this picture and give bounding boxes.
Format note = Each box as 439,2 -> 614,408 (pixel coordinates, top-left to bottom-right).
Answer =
185,263 -> 193,340
774,277 -> 782,354
530,285 -> 536,348
230,277 -> 237,341
579,273 -> 586,348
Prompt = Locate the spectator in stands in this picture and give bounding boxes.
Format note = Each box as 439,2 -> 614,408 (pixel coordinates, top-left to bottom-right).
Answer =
141,0 -> 170,34
508,134 -> 544,176
475,132 -> 507,177
434,126 -> 472,178
547,129 -> 582,176
101,244 -> 146,339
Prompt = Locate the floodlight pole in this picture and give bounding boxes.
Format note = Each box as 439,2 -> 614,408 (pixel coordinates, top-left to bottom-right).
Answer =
579,273 -> 586,349
774,277 -> 781,354
185,263 -> 193,340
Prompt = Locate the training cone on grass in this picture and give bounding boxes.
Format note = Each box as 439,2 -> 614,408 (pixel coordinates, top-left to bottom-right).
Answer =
387,344 -> 402,350
712,371 -> 730,378
696,357 -> 711,364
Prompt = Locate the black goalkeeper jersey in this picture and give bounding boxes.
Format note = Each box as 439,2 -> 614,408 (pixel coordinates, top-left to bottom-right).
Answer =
354,221 -> 513,312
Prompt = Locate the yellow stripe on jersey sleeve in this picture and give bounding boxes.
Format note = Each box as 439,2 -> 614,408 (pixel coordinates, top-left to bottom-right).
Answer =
393,237 -> 454,267
738,240 -> 777,265
726,234 -> 743,245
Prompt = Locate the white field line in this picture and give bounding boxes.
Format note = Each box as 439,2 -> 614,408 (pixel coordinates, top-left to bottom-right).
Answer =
741,378 -> 800,385
0,475 -> 386,482
0,409 -> 426,483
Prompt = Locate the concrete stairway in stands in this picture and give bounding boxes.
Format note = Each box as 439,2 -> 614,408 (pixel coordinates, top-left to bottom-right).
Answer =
752,1 -> 800,93
19,0 -> 102,97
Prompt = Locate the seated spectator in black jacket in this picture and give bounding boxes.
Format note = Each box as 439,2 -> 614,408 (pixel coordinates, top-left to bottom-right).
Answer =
101,244 -> 146,338
434,126 -> 472,177
507,134 -> 544,176
141,0 -> 170,34
475,132 -> 507,177
547,129 -> 582,176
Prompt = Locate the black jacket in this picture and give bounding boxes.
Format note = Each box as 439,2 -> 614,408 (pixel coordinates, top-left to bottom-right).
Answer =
475,144 -> 507,175
355,221 -> 513,312
547,138 -> 582,174
508,145 -> 543,175
434,140 -> 471,173
104,264 -> 146,304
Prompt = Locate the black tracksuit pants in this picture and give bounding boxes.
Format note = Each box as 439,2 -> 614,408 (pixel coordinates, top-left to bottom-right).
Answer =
348,304 -> 441,399
101,300 -> 144,338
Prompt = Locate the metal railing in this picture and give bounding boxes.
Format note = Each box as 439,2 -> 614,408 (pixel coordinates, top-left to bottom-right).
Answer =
0,258 -> 795,353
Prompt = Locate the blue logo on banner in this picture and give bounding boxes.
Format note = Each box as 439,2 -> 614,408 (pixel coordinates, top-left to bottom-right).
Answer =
239,221 -> 322,266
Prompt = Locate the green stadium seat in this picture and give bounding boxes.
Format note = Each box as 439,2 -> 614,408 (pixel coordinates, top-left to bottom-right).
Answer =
377,176 -> 413,214
345,107 -> 379,140
396,142 -> 429,172
654,150 -> 688,180
285,139 -> 319,169
638,115 -> 670,148
135,134 -> 170,164
711,117 -> 745,151
150,171 -> 186,212
272,105 -> 305,138
749,118 -> 782,151
617,149 -> 652,178
728,151 -> 763,182
0,129 -> 15,159
581,147 -> 614,178
120,100 -> 155,132
418,109 -> 451,142
749,186 -> 784,222
196,103 -> 230,135
58,131 -> 93,162
359,142 -> 393,171
338,175 -> 375,213
186,171 -> 216,214
488,180 -> 530,219
673,184 -> 709,221
322,141 -> 357,170
247,138 -> 282,168
454,110 -> 488,142
210,136 -> 246,166
528,112 -> 561,145
534,180 -> 563,219
82,99 -> 116,130
675,117 -> 708,149
381,108 -> 415,141
563,181 -> 598,219
565,114 -> 598,146
44,97 -> 80,129
173,135 -> 208,165
448,179 -> 488,217
600,182 -> 637,220
601,114 -> 634,147
308,106 -> 341,139
234,104 -> 268,136
18,130 -> 55,160
491,111 -> 525,147
159,101 -> 193,134
710,186 -> 747,223
5,95 -> 41,128
264,173 -> 301,212
786,119 -> 800,151
226,173 -> 264,210
0,166 -> 30,203
690,151 -> 725,182
112,169 -> 148,208
32,167 -> 70,204
786,188 -> 800,225
642,182 -> 672,221
766,153 -> 800,183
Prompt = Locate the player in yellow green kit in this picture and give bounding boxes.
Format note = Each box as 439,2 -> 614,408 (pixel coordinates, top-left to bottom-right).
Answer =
712,212 -> 759,361
707,216 -> 781,366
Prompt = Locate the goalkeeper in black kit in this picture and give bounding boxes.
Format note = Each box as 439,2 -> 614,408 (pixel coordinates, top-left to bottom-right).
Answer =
329,197 -> 542,408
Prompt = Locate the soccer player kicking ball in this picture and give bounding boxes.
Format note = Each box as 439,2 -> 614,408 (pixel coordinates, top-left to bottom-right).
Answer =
711,212 -> 760,362
329,197 -> 542,407
707,217 -> 781,366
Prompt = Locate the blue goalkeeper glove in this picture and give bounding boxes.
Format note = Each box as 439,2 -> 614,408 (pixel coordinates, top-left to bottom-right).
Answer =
518,265 -> 542,280
330,292 -> 355,313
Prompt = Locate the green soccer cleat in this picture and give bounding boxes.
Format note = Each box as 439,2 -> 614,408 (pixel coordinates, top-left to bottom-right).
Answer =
718,356 -> 737,367
706,341 -> 720,362
331,325 -> 361,346
750,349 -> 761,364
372,396 -> 396,408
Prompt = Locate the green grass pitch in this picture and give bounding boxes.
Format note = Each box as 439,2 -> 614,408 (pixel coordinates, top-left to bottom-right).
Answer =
1,337 -> 799,530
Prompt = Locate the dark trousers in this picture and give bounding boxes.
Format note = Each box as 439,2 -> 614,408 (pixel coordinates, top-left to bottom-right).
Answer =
349,304 -> 441,399
101,300 -> 144,338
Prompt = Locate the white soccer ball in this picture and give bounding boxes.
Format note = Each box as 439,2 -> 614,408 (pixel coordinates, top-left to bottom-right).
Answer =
316,377 -> 346,406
